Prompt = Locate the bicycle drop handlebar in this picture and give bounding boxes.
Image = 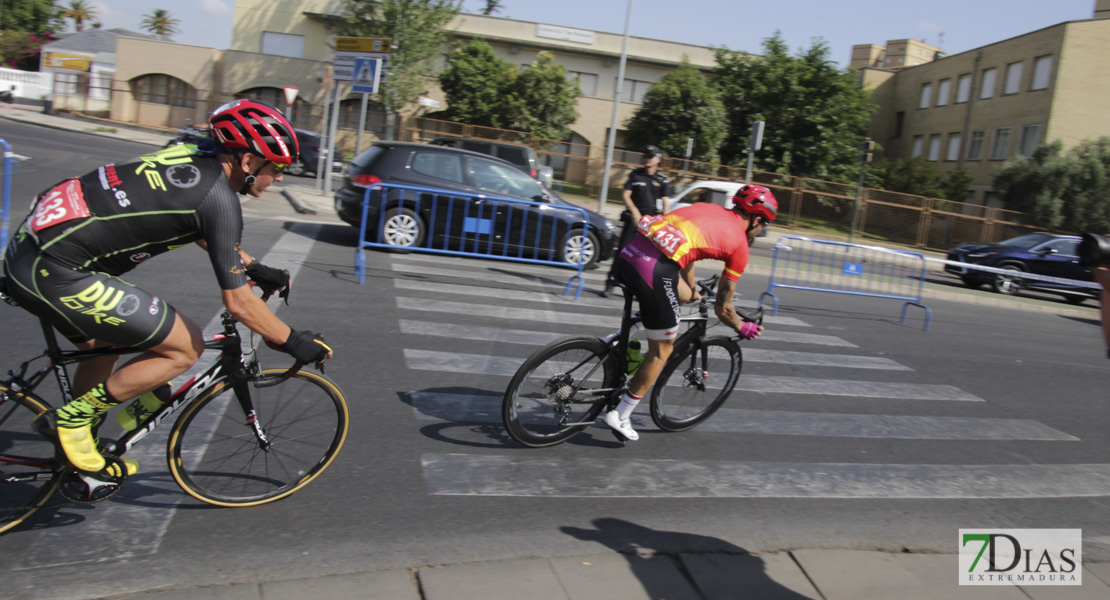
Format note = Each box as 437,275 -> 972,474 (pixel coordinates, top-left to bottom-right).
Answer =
693,274 -> 764,326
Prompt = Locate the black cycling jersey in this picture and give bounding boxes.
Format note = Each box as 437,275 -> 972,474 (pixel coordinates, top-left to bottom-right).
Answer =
26,144 -> 248,290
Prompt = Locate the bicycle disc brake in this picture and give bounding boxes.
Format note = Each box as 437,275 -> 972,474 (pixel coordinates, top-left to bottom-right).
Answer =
58,455 -> 128,503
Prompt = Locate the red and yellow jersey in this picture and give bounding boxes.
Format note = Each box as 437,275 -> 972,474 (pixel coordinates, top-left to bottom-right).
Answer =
636,203 -> 750,281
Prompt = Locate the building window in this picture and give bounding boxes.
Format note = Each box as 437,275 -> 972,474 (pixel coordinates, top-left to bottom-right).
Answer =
990,128 -> 1012,160
955,74 -> 972,103
918,82 -> 933,109
967,130 -> 986,161
927,134 -> 942,161
1032,55 -> 1053,90
617,79 -> 651,104
946,133 -> 962,161
893,111 -> 904,138
260,32 -> 304,58
131,73 -> 197,108
911,135 -> 924,158
1004,62 -> 1023,95
980,67 -> 997,99
936,79 -> 951,106
566,71 -> 598,97
1018,124 -> 1041,157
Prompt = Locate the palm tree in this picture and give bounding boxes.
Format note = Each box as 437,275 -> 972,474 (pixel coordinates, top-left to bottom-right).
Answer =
481,1 -> 504,15
140,9 -> 182,40
61,0 -> 97,32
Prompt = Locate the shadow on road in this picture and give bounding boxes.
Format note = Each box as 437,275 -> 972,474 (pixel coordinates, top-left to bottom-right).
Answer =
561,517 -> 817,599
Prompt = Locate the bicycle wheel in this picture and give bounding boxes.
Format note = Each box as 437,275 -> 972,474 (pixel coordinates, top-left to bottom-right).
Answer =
0,386 -> 60,534
650,335 -> 742,432
503,336 -> 618,448
167,369 -> 349,507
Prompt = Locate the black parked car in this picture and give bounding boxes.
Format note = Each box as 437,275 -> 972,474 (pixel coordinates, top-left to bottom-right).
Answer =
334,142 -> 618,268
945,232 -> 1097,304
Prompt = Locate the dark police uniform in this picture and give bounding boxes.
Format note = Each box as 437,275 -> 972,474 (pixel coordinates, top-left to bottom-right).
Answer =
611,166 -> 671,267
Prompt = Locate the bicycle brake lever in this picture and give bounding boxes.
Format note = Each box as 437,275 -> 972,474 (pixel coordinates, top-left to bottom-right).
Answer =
314,360 -> 325,374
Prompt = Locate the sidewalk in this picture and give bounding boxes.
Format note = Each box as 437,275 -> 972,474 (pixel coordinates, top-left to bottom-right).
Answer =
113,549 -> 1110,600
4,106 -> 1109,600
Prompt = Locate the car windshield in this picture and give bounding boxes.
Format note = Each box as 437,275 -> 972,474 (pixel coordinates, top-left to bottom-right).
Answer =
998,233 -> 1055,249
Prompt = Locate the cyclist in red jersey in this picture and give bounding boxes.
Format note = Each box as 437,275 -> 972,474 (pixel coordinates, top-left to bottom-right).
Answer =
603,184 -> 777,440
3,100 -> 333,475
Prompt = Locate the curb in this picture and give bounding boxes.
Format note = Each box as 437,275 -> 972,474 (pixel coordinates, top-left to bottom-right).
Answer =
280,189 -> 317,215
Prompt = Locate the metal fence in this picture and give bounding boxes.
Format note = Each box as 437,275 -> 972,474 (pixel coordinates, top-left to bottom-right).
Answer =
761,236 -> 932,330
354,182 -> 590,299
0,138 -> 11,251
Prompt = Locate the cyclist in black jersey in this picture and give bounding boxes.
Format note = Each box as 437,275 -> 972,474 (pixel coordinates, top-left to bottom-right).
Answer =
2,99 -> 333,475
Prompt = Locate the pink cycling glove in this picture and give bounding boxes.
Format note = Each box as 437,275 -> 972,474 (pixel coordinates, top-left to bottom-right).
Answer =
737,321 -> 761,340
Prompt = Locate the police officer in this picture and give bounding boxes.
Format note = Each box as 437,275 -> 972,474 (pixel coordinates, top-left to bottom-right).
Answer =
601,145 -> 671,297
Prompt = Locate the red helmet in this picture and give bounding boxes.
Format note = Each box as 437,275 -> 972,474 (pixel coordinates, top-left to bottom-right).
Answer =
733,184 -> 778,221
209,99 -> 298,165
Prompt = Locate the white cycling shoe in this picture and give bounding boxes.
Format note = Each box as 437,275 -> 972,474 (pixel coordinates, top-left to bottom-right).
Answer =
603,410 -> 639,441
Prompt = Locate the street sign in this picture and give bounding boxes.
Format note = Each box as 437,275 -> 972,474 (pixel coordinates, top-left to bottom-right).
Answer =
334,52 -> 391,82
283,86 -> 300,106
336,37 -> 392,53
351,58 -> 382,94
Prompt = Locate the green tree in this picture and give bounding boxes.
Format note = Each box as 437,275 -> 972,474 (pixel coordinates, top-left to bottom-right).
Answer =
337,0 -> 462,137
714,33 -> 874,182
140,9 -> 182,39
2,0 -> 63,33
624,59 -> 726,164
480,0 -> 504,15
438,39 -> 517,128
509,51 -> 580,142
995,138 -> 1110,232
869,157 -> 973,201
61,0 -> 97,32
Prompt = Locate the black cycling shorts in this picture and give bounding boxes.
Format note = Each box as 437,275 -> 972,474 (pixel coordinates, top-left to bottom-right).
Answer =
3,234 -> 177,349
611,235 -> 681,340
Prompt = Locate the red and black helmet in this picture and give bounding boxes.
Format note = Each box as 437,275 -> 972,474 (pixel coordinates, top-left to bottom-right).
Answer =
733,184 -> 778,221
209,99 -> 298,165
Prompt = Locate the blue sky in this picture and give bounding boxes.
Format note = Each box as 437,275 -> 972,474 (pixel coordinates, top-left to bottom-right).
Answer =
93,0 -> 1097,67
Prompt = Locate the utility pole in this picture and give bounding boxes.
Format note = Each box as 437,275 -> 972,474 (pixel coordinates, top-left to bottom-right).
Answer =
848,139 -> 874,243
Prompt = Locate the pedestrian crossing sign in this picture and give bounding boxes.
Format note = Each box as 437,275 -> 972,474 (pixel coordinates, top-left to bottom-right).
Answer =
351,57 -> 382,94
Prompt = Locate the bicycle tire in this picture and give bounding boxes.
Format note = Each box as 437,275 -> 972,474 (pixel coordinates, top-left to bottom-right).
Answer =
0,386 -> 60,534
502,336 -> 618,448
167,368 -> 349,507
650,335 -> 742,432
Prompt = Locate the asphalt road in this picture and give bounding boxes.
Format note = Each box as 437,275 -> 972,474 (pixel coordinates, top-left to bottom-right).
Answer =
2,123 -> 1110,600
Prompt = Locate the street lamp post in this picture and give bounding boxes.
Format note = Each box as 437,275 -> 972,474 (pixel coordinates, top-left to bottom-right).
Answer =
598,0 -> 634,213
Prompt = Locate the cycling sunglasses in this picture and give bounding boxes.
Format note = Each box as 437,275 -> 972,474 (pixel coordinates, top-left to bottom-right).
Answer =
269,161 -> 287,175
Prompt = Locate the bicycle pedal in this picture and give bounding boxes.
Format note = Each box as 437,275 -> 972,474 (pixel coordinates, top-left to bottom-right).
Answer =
611,429 -> 629,443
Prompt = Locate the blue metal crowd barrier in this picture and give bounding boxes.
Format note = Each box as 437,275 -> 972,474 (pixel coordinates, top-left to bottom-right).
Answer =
354,182 -> 590,299
760,236 -> 932,330
0,138 -> 12,252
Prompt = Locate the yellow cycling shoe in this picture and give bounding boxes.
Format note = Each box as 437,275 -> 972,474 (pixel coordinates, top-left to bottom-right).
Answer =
56,423 -> 107,472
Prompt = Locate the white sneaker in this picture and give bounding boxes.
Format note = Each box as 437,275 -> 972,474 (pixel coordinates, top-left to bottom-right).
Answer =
603,410 -> 639,441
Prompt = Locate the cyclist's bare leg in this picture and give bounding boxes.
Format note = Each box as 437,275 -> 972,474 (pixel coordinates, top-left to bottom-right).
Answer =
101,313 -> 203,402
628,338 -> 675,398
45,314 -> 203,472
72,343 -> 118,397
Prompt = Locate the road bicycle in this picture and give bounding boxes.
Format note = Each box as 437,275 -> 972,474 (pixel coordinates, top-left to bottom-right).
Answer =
502,275 -> 761,447
0,280 -> 349,535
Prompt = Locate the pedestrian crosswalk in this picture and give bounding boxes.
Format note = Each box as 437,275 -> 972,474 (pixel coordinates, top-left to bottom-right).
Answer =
385,253 -> 1102,500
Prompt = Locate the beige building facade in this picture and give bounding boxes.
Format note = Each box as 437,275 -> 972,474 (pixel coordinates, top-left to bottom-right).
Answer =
858,15 -> 1110,206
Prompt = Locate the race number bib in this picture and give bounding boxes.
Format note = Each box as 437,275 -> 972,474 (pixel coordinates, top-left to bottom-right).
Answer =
28,179 -> 90,241
638,215 -> 688,258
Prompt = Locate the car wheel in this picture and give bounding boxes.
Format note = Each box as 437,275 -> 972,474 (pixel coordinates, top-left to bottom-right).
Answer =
990,264 -> 1024,295
561,229 -> 599,269
1064,294 -> 1088,306
960,276 -> 983,289
380,207 -> 426,248
286,160 -> 306,177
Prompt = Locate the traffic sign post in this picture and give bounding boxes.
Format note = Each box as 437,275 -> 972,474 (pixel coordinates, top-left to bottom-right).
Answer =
333,37 -> 391,82
351,58 -> 382,94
